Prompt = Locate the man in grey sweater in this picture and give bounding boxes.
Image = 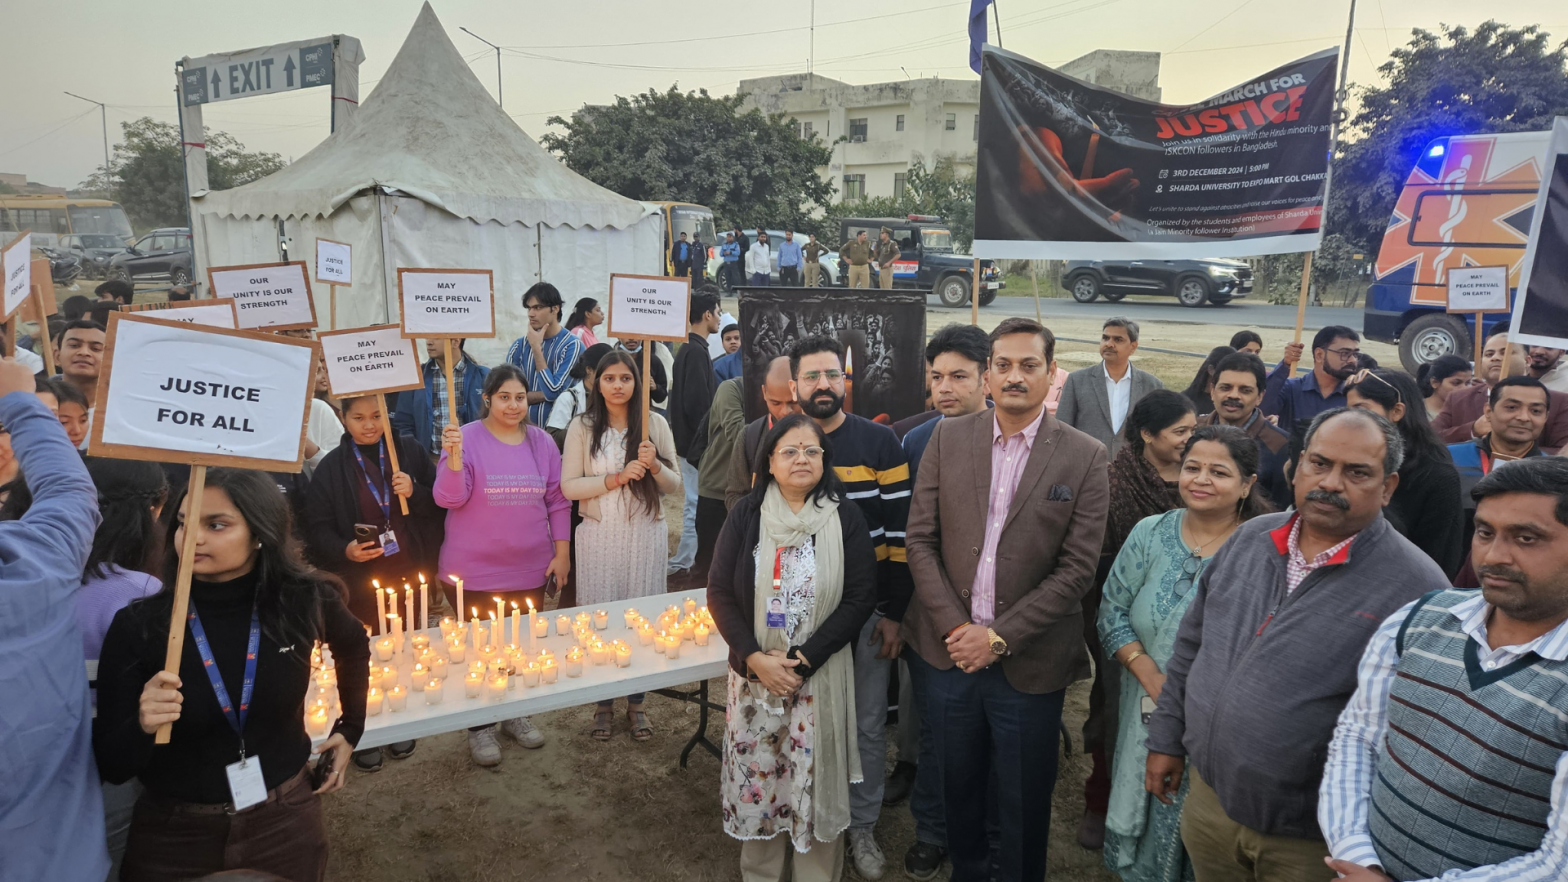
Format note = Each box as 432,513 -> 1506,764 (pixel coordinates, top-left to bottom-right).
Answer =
1144,408 -> 1451,881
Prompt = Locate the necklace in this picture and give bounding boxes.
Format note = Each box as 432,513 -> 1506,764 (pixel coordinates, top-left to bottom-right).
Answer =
1183,513 -> 1239,555
1174,513 -> 1239,596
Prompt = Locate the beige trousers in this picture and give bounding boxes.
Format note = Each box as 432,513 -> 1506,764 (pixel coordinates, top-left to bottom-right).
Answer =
804,262 -> 821,287
1181,769 -> 1333,882
848,265 -> 871,288
878,265 -> 895,288
740,833 -> 845,882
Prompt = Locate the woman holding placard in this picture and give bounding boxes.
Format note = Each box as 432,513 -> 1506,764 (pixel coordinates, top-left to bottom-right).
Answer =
435,363 -> 570,766
561,349 -> 681,741
94,468 -> 369,882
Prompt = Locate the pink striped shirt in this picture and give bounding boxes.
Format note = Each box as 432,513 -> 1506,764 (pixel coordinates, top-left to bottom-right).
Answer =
971,407 -> 1047,625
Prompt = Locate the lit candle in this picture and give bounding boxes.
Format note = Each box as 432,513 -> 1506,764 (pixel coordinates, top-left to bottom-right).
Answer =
380,665 -> 396,689
384,586 -> 396,621
366,687 -> 383,715
367,665 -> 383,691
565,647 -> 584,678
683,597 -> 697,617
411,634 -> 431,656
575,612 -> 591,628
470,659 -> 487,676
637,621 -> 655,645
465,671 -> 483,698
541,657 -> 559,683
452,574 -> 464,631
471,606 -> 480,645
695,622 -> 711,646
374,579 -> 386,635
655,630 -> 668,654
624,608 -> 640,629
431,655 -> 449,679
387,685 -> 407,711
447,638 -> 466,662
480,643 -> 497,664
666,633 -> 682,660
593,609 -> 609,630
556,614 -> 571,637
409,663 -> 428,691
418,573 -> 429,633
388,613 -> 402,652
487,673 -> 508,701
306,705 -> 330,737
528,598 -> 542,646
521,662 -> 540,687
590,641 -> 610,666
439,616 -> 455,639
511,602 -> 522,648
532,608 -> 548,639
614,640 -> 632,667
698,605 -> 711,622
405,584 -> 415,633
375,636 -> 394,661
424,677 -> 444,704
494,597 -> 505,643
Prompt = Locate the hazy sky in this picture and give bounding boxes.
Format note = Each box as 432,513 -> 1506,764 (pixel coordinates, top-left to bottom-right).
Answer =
4,0 -> 1566,189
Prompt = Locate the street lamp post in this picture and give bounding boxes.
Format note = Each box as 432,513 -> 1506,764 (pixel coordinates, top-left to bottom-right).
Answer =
459,27 -> 503,110
64,91 -> 111,190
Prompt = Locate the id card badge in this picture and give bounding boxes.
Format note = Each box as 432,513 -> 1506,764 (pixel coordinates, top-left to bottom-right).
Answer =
225,755 -> 267,811
379,529 -> 400,556
766,548 -> 786,629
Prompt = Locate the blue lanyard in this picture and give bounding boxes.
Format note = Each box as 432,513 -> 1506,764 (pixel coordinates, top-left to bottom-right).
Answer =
352,441 -> 392,527
187,601 -> 260,749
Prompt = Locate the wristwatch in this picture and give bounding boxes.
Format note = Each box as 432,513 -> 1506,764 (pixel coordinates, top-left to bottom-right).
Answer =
986,628 -> 1009,657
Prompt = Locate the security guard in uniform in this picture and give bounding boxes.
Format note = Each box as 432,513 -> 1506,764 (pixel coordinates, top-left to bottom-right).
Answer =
874,227 -> 901,290
839,231 -> 874,289
803,233 -> 831,288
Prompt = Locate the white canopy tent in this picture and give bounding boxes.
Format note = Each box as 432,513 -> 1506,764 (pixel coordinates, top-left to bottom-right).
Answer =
190,2 -> 662,363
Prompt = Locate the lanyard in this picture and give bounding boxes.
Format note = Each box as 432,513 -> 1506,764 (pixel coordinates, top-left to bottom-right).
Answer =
352,441 -> 392,527
187,601 -> 260,757
772,548 -> 784,593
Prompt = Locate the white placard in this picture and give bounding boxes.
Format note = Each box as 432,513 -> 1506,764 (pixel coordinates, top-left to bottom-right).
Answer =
1446,266 -> 1510,313
91,314 -> 315,469
397,268 -> 495,338
208,261 -> 317,330
607,274 -> 691,343
124,299 -> 240,329
318,325 -> 423,397
315,239 -> 352,285
2,232 -> 32,321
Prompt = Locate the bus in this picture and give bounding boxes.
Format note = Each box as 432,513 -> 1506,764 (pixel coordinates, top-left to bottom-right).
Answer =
647,201 -> 717,277
0,195 -> 135,249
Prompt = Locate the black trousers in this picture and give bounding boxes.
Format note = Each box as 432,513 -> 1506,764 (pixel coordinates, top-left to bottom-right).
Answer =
693,495 -> 728,584
778,266 -> 800,286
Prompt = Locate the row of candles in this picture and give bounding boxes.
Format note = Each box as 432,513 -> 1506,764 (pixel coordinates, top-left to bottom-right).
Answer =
305,595 -> 717,737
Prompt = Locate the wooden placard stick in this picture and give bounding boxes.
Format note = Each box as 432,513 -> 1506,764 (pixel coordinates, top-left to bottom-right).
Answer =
4,318 -> 15,361
1474,313 -> 1484,367
376,392 -> 411,515
1292,252 -> 1314,345
155,463 -> 207,745
329,283 -> 337,331
641,343 -> 652,441
443,338 -> 461,471
1030,262 -> 1042,323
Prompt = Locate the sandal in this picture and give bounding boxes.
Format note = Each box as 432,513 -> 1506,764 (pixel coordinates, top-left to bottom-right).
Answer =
628,706 -> 653,742
592,708 -> 614,741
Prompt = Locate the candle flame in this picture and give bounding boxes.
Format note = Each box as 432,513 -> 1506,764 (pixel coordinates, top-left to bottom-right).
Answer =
372,578 -> 380,589
449,573 -> 460,582
489,611 -> 496,621
418,572 -> 426,584
526,598 -> 535,611
512,601 -> 519,610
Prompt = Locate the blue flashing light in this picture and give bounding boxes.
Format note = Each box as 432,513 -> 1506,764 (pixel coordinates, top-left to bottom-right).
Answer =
1428,144 -> 1446,158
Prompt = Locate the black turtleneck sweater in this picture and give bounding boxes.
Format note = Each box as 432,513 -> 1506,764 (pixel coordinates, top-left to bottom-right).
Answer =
94,568 -> 369,803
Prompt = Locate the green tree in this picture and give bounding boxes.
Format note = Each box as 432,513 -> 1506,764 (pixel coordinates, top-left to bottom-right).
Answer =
542,86 -> 836,231
1329,22 -> 1568,254
77,117 -> 286,230
815,155 -> 977,251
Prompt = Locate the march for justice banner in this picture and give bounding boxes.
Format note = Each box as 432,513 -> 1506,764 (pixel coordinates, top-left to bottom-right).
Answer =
973,45 -> 1338,259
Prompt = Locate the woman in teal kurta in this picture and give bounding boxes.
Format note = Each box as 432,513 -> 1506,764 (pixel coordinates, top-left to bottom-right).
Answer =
1097,425 -> 1270,882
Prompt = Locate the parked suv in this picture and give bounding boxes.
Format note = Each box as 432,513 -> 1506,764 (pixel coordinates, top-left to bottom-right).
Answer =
1061,258 -> 1253,307
107,227 -> 193,286
58,233 -> 128,279
707,229 -> 837,289
836,215 -> 1002,307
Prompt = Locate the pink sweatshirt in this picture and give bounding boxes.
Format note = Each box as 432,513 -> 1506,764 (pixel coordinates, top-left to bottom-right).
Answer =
433,421 -> 571,594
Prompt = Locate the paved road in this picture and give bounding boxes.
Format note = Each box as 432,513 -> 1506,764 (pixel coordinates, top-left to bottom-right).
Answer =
927,293 -> 1366,332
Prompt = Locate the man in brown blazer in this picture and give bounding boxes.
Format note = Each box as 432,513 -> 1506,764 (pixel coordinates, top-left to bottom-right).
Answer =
905,317 -> 1110,882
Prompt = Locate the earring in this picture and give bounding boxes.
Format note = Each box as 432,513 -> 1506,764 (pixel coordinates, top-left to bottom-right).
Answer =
254,542 -> 263,549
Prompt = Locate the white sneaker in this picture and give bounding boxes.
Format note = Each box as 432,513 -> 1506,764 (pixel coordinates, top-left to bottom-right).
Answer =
467,726 -> 502,767
502,715 -> 545,749
847,827 -> 886,880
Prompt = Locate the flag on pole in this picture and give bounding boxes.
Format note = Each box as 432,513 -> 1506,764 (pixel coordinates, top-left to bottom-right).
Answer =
968,0 -> 994,74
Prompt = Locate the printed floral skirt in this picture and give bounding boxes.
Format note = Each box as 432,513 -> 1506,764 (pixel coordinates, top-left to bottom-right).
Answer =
721,669 -> 819,852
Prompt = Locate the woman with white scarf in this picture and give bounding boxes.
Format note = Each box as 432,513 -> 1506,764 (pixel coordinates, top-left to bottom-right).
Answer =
707,413 -> 879,881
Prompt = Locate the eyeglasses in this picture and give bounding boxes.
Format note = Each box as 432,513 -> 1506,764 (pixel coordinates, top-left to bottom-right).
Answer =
1349,369 -> 1402,404
774,446 -> 824,461
799,370 -> 843,383
1324,347 -> 1362,361
1173,552 -> 1204,597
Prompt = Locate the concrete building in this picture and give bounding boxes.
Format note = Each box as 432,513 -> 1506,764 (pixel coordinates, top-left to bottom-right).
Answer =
0,172 -> 67,195
737,50 -> 1161,204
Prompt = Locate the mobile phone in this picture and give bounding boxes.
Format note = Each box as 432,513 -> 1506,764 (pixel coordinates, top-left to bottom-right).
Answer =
1140,695 -> 1157,725
353,524 -> 380,544
543,574 -> 559,599
309,749 -> 335,790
